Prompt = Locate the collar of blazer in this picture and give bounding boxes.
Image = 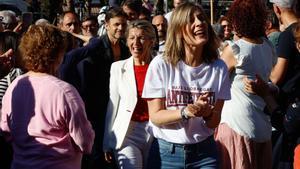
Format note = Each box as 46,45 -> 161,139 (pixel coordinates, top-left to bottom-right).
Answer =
121,56 -> 138,97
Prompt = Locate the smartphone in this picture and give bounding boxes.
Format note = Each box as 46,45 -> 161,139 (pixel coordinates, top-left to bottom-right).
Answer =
21,12 -> 33,27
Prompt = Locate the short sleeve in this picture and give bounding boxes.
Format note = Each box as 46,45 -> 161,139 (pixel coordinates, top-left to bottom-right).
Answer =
276,30 -> 294,59
226,40 -> 246,68
142,56 -> 166,98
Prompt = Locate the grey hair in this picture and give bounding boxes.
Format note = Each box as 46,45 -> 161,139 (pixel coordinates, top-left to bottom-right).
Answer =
125,19 -> 156,42
0,10 -> 17,30
35,18 -> 50,26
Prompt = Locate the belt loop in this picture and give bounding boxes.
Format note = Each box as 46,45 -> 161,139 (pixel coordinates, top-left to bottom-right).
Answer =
170,143 -> 175,154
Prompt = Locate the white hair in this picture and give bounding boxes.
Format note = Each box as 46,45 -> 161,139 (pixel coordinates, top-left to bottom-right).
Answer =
35,18 -> 50,26
0,10 -> 17,30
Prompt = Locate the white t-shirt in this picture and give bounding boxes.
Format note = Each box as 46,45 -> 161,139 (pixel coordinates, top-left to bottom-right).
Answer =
142,55 -> 231,144
220,38 -> 277,142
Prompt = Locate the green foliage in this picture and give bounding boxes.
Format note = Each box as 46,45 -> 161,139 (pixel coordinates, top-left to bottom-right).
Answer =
40,0 -> 63,23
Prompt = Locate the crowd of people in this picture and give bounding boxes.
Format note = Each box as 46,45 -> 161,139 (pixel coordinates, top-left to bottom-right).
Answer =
0,0 -> 299,169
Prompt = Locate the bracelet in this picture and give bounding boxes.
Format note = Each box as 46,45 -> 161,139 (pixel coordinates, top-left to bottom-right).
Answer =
180,107 -> 190,121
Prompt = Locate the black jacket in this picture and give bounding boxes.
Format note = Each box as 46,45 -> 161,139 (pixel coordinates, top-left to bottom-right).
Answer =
59,34 -> 130,150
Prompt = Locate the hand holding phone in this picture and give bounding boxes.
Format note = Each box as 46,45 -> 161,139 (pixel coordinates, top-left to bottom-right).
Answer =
21,12 -> 33,27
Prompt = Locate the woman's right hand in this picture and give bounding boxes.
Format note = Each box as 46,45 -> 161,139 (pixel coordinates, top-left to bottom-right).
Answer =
185,93 -> 214,118
243,74 -> 270,97
0,49 -> 13,63
104,150 -> 114,163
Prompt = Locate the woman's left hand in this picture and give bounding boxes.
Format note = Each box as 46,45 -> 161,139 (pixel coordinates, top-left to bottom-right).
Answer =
193,93 -> 214,118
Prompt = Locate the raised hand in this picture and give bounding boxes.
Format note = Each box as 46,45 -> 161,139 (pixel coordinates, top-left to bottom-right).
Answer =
0,49 -> 13,78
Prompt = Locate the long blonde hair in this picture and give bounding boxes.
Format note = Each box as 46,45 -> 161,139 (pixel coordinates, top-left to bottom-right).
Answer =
164,2 -> 220,66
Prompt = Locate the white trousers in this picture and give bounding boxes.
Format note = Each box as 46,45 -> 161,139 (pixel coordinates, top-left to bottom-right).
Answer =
114,121 -> 152,169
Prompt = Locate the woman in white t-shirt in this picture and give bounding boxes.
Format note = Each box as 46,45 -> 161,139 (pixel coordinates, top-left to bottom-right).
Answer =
142,2 -> 231,169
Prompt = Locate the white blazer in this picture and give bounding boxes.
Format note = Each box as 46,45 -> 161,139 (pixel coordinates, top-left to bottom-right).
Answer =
103,56 -> 142,151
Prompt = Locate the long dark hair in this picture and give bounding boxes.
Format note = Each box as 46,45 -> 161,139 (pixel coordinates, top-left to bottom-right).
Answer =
0,31 -> 19,53
0,31 -> 20,65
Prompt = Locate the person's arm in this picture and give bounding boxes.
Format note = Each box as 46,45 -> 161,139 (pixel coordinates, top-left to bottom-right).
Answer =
220,45 -> 237,72
270,57 -> 288,85
71,32 -> 92,43
65,87 -> 95,154
13,22 -> 24,33
147,98 -> 182,126
203,99 -> 224,128
243,75 -> 280,113
0,88 -> 11,141
147,93 -> 214,127
270,29 -> 295,85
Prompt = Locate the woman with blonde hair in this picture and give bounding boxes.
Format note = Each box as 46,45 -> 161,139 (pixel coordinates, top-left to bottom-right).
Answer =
142,2 -> 231,168
103,19 -> 156,169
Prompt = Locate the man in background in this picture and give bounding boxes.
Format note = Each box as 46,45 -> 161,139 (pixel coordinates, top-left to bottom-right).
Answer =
164,0 -> 186,22
0,10 -> 17,32
152,14 -> 167,54
59,7 -> 130,169
58,11 -> 80,34
81,15 -> 99,37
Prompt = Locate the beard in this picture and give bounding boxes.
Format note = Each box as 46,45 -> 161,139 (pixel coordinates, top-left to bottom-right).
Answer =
158,31 -> 166,39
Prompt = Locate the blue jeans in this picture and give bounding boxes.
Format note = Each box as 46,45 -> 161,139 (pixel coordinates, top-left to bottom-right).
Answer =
147,136 -> 219,169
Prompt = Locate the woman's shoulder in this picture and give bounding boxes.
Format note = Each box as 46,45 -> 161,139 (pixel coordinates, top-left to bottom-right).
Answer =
43,76 -> 84,105
207,58 -> 229,75
223,40 -> 240,56
150,54 -> 168,67
32,75 -> 77,96
212,58 -> 228,70
111,57 -> 132,68
13,74 -> 77,94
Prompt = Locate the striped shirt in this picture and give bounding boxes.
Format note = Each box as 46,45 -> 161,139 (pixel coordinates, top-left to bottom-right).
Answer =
0,68 -> 22,107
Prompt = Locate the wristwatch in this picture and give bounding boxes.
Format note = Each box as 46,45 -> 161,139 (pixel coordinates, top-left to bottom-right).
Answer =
180,107 -> 190,121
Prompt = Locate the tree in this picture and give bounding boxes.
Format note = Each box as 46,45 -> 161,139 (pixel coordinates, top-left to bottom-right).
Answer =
40,0 -> 63,24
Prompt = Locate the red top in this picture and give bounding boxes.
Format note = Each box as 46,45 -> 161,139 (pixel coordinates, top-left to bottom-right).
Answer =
131,64 -> 149,122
